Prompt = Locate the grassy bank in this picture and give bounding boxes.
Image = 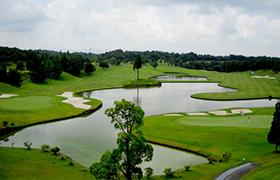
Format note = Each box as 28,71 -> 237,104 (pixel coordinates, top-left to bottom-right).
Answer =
0,147 -> 93,180
141,106 -> 279,179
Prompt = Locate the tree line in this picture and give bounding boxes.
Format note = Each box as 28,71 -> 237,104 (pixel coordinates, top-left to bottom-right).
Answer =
1,46 -> 279,87
0,46 -> 96,87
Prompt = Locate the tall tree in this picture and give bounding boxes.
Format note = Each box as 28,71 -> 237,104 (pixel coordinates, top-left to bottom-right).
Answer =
133,54 -> 142,80
268,101 -> 280,152
50,55 -> 63,79
91,99 -> 153,179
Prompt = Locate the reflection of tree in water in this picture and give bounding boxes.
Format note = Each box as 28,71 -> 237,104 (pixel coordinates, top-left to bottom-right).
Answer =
133,88 -> 141,107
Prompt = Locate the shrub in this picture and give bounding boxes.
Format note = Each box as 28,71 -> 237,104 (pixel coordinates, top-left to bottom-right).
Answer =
61,155 -> 66,160
223,152 -> 232,162
184,165 -> 191,171
41,144 -> 50,152
145,167 -> 154,178
163,168 -> 174,178
24,141 -> 32,150
207,156 -> 215,164
50,146 -> 60,155
11,122 -> 14,126
69,161 -> 74,166
2,121 -> 8,126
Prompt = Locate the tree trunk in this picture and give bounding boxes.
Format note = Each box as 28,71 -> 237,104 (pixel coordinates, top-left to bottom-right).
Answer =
137,69 -> 139,80
126,139 -> 132,180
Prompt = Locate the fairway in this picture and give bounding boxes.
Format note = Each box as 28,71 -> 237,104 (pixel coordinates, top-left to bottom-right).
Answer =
180,115 -> 273,129
0,96 -> 59,110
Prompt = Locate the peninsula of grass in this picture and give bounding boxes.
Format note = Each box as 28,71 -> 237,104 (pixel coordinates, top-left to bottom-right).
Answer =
141,106 -> 279,179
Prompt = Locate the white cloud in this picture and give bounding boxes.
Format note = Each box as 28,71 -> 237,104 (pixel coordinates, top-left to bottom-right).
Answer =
0,0 -> 280,56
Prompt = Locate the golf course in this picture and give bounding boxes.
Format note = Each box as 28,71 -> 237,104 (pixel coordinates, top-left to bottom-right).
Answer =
0,64 -> 280,179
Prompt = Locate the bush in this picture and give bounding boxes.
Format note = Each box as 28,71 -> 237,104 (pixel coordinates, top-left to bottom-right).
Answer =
163,168 -> 174,178
2,121 -> 8,126
24,141 -> 32,150
207,156 -> 215,164
41,144 -> 50,152
50,146 -> 60,155
223,152 -> 232,162
184,165 -> 191,171
145,167 -> 154,178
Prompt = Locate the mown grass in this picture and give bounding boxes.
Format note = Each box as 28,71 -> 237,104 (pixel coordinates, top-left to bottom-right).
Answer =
0,147 -> 93,180
141,106 -> 279,179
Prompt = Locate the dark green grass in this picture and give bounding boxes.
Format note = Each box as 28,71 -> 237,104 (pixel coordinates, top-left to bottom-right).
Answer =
0,147 -> 93,180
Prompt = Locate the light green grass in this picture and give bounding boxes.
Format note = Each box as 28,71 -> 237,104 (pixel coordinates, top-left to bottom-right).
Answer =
0,96 -> 59,110
0,147 -> 93,180
141,106 -> 279,179
180,115 -> 273,128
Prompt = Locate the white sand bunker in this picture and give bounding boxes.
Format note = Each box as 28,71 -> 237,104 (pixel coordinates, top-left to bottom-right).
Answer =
0,94 -> 18,98
187,112 -> 209,115
164,114 -> 183,116
57,92 -> 91,110
251,75 -> 276,79
209,109 -> 252,115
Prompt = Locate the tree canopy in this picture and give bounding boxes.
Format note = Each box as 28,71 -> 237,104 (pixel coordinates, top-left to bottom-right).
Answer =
133,54 -> 142,80
90,99 -> 153,179
268,101 -> 280,152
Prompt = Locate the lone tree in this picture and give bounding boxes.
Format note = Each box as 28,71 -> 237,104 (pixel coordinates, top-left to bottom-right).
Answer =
268,101 -> 280,152
90,99 -> 153,179
133,54 -> 142,80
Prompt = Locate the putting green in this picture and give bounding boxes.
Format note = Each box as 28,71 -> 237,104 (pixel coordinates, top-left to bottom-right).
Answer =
0,96 -> 60,110
179,115 -> 273,128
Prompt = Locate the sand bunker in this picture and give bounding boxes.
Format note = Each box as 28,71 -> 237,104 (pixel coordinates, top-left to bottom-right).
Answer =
0,94 -> 18,98
251,75 -> 276,79
187,112 -> 209,115
209,109 -> 252,116
164,114 -> 183,116
57,92 -> 91,110
231,109 -> 252,114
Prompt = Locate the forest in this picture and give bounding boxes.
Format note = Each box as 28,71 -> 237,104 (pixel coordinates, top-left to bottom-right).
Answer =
1,46 -> 279,87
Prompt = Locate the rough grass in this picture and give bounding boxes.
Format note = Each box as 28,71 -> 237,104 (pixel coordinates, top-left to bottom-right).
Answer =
0,147 -> 93,180
141,106 -> 279,179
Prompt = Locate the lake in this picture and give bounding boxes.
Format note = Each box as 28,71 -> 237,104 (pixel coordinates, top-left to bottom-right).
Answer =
0,82 -> 276,175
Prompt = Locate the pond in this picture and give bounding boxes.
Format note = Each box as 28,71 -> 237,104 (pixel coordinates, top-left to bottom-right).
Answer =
150,74 -> 207,81
0,83 -> 277,175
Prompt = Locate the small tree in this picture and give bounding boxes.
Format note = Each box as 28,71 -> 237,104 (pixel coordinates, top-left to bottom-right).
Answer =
163,168 -> 174,178
145,167 -> 153,178
133,54 -> 142,80
85,62 -> 96,75
24,141 -> 32,150
184,165 -> 191,171
2,121 -> 8,126
99,61 -> 109,69
223,152 -> 232,162
50,146 -> 60,155
268,101 -> 280,152
41,144 -> 50,152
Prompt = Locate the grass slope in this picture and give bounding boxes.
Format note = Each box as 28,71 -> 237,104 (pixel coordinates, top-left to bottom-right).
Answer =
0,147 -> 93,180
141,106 -> 279,179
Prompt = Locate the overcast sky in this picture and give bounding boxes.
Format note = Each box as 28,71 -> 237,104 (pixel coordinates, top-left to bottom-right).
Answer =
1,0 -> 280,56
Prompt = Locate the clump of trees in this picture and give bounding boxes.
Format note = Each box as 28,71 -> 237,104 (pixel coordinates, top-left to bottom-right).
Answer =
90,99 -> 153,179
268,101 -> 280,152
0,46 -> 96,86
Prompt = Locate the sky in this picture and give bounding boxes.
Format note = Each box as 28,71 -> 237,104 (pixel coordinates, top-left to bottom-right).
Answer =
0,0 -> 280,57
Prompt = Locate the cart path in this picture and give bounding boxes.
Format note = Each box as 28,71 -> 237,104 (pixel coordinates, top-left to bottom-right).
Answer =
214,162 -> 261,180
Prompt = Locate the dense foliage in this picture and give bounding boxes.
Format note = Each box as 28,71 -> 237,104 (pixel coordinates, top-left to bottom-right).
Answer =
268,101 -> 280,152
0,46 -> 95,86
91,99 -> 153,179
1,46 -> 279,87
